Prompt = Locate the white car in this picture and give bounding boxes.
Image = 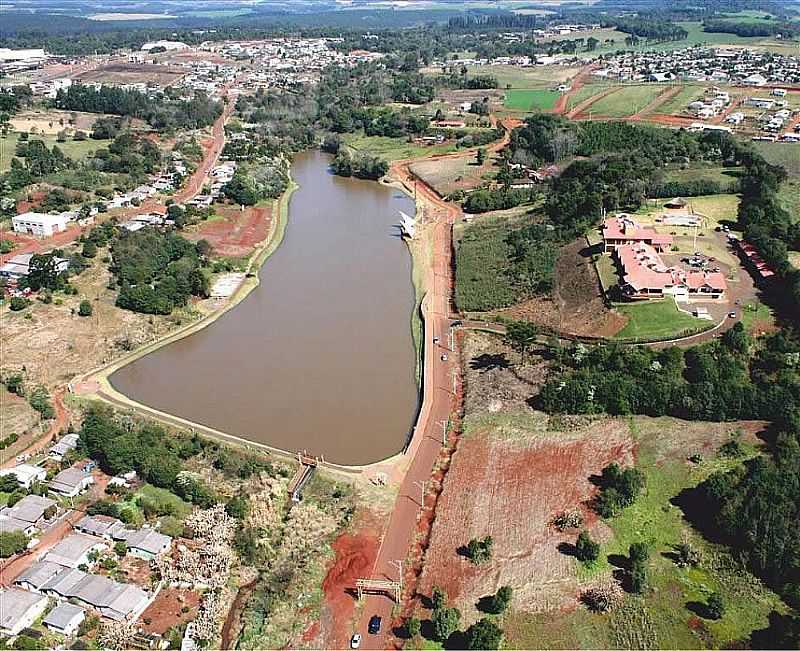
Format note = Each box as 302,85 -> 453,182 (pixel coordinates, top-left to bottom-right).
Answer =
350,633 -> 362,649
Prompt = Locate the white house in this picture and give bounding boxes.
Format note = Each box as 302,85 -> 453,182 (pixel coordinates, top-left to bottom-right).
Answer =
0,464 -> 47,489
44,533 -> 107,569
141,40 -> 189,52
0,589 -> 49,636
49,433 -> 79,462
12,212 -> 69,237
49,467 -> 94,497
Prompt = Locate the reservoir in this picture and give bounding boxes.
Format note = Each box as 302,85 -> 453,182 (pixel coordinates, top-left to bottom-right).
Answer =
109,150 -> 420,465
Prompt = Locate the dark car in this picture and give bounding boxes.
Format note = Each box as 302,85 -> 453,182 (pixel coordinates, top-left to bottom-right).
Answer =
368,615 -> 382,635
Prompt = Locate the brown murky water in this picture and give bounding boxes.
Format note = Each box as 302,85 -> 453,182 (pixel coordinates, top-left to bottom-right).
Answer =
110,150 -> 419,464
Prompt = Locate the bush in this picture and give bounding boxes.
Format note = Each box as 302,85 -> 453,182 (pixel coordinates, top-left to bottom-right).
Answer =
9,296 -> 29,311
431,606 -> 461,642
28,386 -> 55,419
4,373 -> 24,396
464,535 -> 493,565
465,618 -> 503,650
707,592 -> 725,620
484,585 -> 513,614
575,530 -> 600,563
78,300 -> 93,317
406,617 -> 421,638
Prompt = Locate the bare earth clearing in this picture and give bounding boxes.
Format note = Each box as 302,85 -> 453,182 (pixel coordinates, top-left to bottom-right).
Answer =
76,63 -> 186,87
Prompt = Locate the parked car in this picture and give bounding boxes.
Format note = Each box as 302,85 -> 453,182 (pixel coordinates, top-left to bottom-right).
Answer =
728,312 -> 737,319
368,615 -> 382,635
350,633 -> 362,649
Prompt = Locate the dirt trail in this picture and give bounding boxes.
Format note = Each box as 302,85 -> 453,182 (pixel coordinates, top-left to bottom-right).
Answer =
567,85 -> 620,120
220,577 -> 258,649
552,63 -> 595,115
1,389 -> 68,470
629,85 -> 683,121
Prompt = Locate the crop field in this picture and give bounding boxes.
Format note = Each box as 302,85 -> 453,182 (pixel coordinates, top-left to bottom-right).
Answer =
586,85 -> 666,118
613,298 -> 710,341
0,133 -> 111,171
504,89 -> 560,112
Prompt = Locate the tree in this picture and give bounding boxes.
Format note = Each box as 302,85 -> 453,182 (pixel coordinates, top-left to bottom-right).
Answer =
0,474 -> 19,492
9,296 -> 28,311
78,300 -> 93,317
82,240 -> 98,258
431,606 -> 461,642
575,530 -> 600,563
476,147 -> 487,165
225,494 -> 249,520
485,585 -> 513,614
465,618 -> 503,650
465,535 -> 493,564
431,585 -> 447,610
505,321 -> 539,364
406,616 -> 421,638
0,530 -> 28,557
5,373 -> 24,396
707,592 -> 725,620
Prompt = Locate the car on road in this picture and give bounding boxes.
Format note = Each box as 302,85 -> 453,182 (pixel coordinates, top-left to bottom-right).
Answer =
450,320 -> 462,327
368,615 -> 382,635
441,354 -> 448,361
350,633 -> 362,649
728,312 -> 737,319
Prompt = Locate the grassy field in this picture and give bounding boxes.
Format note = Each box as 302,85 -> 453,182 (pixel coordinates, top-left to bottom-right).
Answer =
505,88 -> 560,111
566,83 -> 612,111
613,298 -> 710,340
662,166 -> 743,187
461,64 -> 580,88
658,85 -> 707,115
0,133 -> 110,171
588,85 -> 666,118
752,142 -> 800,178
343,133 -> 456,161
505,417 -> 787,650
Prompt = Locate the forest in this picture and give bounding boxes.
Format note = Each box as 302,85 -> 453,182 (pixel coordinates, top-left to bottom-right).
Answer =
54,85 -> 222,132
111,228 -> 210,315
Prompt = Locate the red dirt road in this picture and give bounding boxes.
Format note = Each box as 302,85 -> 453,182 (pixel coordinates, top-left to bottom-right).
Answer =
552,64 -> 596,115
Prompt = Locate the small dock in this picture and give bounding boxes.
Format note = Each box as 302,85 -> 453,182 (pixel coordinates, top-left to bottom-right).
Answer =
287,451 -> 324,502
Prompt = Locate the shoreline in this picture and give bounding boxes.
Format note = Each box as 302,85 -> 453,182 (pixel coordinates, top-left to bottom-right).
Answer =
78,157 -> 433,475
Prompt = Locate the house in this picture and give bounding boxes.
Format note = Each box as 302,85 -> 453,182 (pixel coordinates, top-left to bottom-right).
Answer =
12,212 -> 69,237
0,495 -> 56,535
14,560 -> 64,593
49,433 -> 79,461
615,242 -> 726,301
734,239 -> 777,281
118,528 -> 172,561
601,215 -> 673,253
37,567 -> 151,621
49,467 -> 94,497
44,533 -> 107,569
0,253 -> 69,282
141,40 -> 189,52
0,464 -> 47,489
75,514 -> 126,540
772,88 -> 787,97
0,589 -> 49,636
43,602 -> 85,636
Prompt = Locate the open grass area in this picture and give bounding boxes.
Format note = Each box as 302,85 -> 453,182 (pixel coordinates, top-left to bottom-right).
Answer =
462,64 -> 581,88
752,142 -> 800,178
343,133 -> 456,161
0,133 -> 110,172
662,165 -> 743,187
588,85 -> 666,118
566,83 -> 612,111
505,88 -> 560,112
658,85 -> 707,115
613,297 -> 710,341
504,417 -> 787,650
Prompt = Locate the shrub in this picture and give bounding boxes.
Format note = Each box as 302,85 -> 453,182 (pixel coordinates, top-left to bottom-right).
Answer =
0,530 -> 28,557
431,606 -> 461,642
406,617 -> 421,638
575,530 -> 600,563
485,585 -> 513,614
9,296 -> 29,311
464,535 -> 493,565
78,300 -> 93,317
707,592 -> 725,620
465,618 -> 503,650
581,580 -> 624,612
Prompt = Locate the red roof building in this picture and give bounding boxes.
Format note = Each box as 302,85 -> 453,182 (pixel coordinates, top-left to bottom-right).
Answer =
734,239 -> 776,280
616,242 -> 727,300
602,215 -> 674,253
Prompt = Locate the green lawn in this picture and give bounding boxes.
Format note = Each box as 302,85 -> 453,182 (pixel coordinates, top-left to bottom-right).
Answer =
658,85 -> 707,115
504,89 -> 560,112
662,166 -> 743,187
0,133 -> 110,172
343,134 -> 456,162
588,85 -> 666,118
135,484 -> 193,519
566,83 -> 612,111
614,297 -> 711,341
752,142 -> 800,178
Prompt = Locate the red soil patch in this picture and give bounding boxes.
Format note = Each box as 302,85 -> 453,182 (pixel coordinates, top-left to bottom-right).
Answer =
301,621 -> 321,643
185,204 -> 272,258
416,420 -> 634,619
16,190 -> 46,214
319,521 -> 381,649
140,588 -> 201,636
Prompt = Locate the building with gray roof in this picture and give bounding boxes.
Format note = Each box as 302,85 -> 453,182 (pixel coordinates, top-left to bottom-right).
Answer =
119,528 -> 172,560
43,602 -> 85,636
76,514 -> 125,540
0,588 -> 49,636
49,467 -> 94,497
44,533 -> 107,569
14,560 -> 63,592
0,494 -> 56,535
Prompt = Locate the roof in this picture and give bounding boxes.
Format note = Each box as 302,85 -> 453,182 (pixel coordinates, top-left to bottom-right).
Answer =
617,242 -> 727,293
44,533 -> 105,567
41,568 -> 149,620
0,494 -> 55,524
12,212 -> 67,225
0,589 -> 47,631
43,602 -> 85,629
77,515 -> 125,538
602,215 -> 674,247
49,467 -> 91,493
15,560 -> 64,590
50,433 -> 79,457
0,464 -> 46,483
122,529 -> 172,554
